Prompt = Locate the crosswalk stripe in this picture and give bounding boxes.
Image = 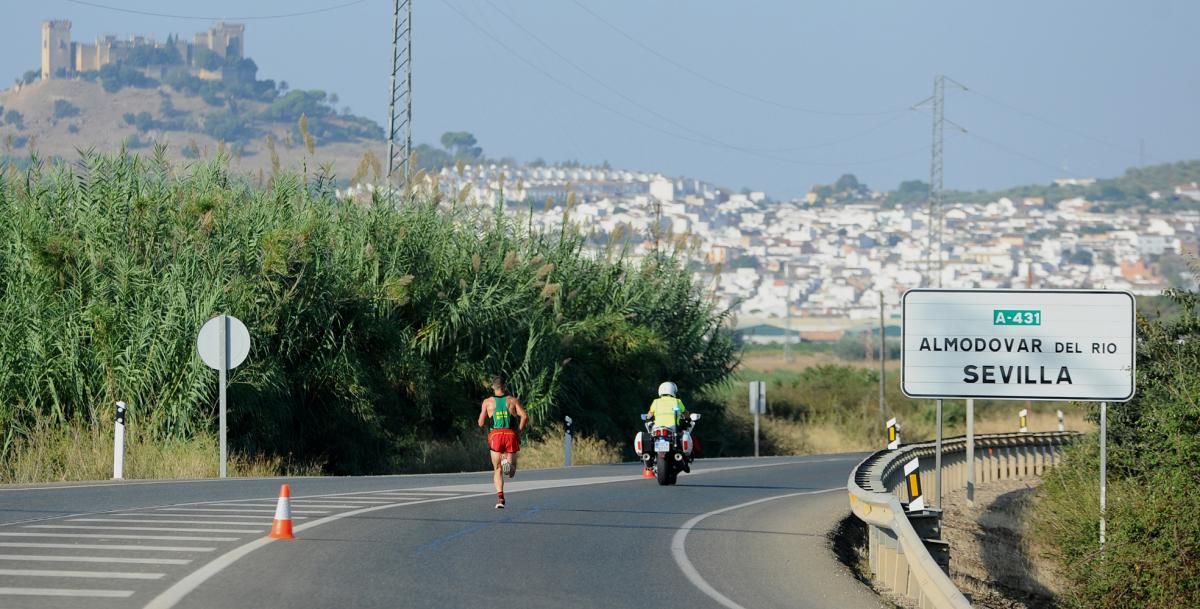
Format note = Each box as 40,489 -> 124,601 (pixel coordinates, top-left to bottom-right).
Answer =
26,525 -> 262,534
0,587 -> 135,598
155,507 -> 328,514
0,532 -> 239,542
0,542 -> 215,552
0,568 -> 165,580
109,513 -> 308,520
70,518 -> 273,527
291,498 -> 393,504
0,554 -> 191,565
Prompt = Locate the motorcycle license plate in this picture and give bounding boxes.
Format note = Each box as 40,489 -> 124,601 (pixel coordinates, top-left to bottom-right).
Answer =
654,440 -> 670,452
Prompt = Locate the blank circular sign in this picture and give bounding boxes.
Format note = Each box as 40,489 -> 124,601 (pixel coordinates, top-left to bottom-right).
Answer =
196,315 -> 251,370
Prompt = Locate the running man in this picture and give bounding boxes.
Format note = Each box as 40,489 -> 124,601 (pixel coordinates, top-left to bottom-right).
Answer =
478,375 -> 528,509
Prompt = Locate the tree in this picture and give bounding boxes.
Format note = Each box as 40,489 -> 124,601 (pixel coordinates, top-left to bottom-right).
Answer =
52,99 -> 80,119
3,110 -> 24,130
20,70 -> 38,85
278,81 -> 289,94
440,131 -> 482,160
834,173 -> 861,193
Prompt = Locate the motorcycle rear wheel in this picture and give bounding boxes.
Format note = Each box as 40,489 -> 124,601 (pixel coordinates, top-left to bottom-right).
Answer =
655,453 -> 670,486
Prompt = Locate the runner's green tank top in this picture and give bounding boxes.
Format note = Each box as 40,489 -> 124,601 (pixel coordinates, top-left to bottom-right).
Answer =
492,396 -> 513,430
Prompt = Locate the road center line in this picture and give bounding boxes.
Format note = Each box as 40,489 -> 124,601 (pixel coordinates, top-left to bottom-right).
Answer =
669,487 -> 841,609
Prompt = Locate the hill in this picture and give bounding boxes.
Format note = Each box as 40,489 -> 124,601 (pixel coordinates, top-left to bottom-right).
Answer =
0,78 -> 387,183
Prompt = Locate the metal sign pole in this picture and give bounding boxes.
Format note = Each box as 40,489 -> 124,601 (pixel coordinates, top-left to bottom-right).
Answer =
1100,401 -> 1107,550
753,410 -> 760,458
966,398 -> 974,505
935,398 -> 943,510
564,416 -> 573,467
219,314 -> 228,479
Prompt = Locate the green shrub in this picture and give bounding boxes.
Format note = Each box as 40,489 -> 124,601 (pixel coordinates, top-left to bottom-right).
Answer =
0,153 -> 736,476
1035,284 -> 1200,608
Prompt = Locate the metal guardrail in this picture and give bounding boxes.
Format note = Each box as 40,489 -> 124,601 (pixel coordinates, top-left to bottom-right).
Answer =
847,431 -> 1080,608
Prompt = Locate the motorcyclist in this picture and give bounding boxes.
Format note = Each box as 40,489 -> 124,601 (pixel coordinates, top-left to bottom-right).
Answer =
647,381 -> 686,429
644,381 -> 695,474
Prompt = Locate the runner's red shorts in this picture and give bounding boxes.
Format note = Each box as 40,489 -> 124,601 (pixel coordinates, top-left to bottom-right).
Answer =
488,428 -> 520,453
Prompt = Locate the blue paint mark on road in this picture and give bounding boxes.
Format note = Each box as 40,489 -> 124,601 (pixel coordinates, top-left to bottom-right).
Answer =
414,507 -> 542,556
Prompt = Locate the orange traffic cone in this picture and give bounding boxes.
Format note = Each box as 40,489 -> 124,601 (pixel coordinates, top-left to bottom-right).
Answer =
642,467 -> 654,478
268,484 -> 295,540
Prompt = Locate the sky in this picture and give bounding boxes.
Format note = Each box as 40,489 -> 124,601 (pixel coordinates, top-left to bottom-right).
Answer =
1,0 -> 1197,198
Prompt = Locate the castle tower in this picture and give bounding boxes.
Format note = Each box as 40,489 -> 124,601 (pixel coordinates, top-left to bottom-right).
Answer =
206,22 -> 245,59
41,20 -> 72,79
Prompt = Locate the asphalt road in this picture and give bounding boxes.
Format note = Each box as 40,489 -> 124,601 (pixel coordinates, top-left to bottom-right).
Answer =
0,455 -> 885,609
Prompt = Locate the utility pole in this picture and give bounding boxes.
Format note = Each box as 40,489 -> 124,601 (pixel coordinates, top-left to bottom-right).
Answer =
913,75 -> 966,288
928,75 -> 945,288
879,292 -> 886,418
386,0 -> 413,189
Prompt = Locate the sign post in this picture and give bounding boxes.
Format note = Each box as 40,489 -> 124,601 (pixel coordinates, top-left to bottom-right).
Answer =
966,398 -> 974,505
935,399 -> 943,509
903,289 -> 1135,543
197,315 -> 251,479
749,381 -> 766,457
1100,401 -> 1107,549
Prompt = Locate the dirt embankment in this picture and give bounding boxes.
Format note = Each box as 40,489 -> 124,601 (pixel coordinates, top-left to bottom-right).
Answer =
832,479 -> 1065,609
941,479 -> 1064,609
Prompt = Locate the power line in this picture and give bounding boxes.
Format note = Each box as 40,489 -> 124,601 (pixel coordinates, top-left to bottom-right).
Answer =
570,0 -> 908,118
962,85 -> 1144,162
64,0 -> 369,21
444,0 -> 927,169
484,1 -> 916,161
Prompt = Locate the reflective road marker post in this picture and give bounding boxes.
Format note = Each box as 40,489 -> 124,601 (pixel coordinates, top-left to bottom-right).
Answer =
886,417 -> 900,450
113,401 -> 127,480
905,458 -> 925,512
564,416 -> 573,467
1019,408 -> 1029,433
1057,409 -> 1064,432
197,315 -> 251,479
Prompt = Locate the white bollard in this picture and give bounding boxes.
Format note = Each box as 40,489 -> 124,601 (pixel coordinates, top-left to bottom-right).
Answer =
1019,408 -> 1029,433
886,417 -> 901,450
563,416 -> 573,467
1057,409 -> 1064,431
113,401 -> 127,480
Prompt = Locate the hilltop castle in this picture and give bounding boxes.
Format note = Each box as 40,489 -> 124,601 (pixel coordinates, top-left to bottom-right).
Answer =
41,20 -> 245,80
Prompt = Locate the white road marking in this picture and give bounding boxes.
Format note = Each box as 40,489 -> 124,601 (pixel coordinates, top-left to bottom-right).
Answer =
0,554 -> 192,565
0,532 -> 239,542
669,487 -> 842,609
203,502 -> 362,509
154,507 -> 328,514
110,513 -> 308,520
289,498 -> 393,505
0,542 -> 215,552
142,458 -> 840,609
70,518 -> 272,526
26,525 -> 262,534
0,586 -> 135,598
0,568 -> 165,580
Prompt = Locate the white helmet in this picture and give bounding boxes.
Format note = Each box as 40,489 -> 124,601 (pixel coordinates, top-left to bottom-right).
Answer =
658,381 -> 677,396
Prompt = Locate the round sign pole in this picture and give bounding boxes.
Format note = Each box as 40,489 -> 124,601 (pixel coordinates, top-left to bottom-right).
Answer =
1100,401 -> 1107,551
196,314 -> 250,480
219,315 -> 228,479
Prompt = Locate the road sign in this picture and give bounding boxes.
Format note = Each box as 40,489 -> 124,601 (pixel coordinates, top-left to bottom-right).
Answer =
196,315 -> 251,479
902,289 -> 1135,401
197,315 -> 250,370
748,381 -> 766,415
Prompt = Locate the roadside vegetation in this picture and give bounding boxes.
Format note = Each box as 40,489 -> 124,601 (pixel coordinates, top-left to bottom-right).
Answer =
0,151 -> 736,481
1034,282 -> 1200,609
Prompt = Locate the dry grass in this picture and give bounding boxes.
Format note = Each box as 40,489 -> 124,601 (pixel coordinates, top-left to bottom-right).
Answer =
740,351 -> 901,373
519,425 -> 622,469
748,407 -> 1092,458
0,421 -> 321,484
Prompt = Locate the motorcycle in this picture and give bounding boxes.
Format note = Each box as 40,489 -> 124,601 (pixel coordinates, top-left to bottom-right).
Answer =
633,411 -> 700,486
